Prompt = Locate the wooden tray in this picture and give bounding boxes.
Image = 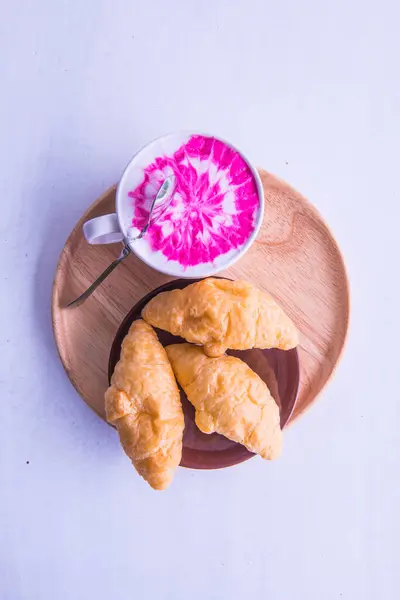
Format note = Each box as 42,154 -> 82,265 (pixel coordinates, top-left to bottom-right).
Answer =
52,169 -> 349,431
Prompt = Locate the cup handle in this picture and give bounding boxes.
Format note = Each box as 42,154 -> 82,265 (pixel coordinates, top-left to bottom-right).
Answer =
83,214 -> 124,245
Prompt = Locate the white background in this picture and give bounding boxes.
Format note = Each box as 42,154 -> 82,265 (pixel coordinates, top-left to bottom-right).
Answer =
0,1 -> 399,599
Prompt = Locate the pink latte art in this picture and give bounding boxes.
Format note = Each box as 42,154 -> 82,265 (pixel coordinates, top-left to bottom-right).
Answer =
127,135 -> 260,270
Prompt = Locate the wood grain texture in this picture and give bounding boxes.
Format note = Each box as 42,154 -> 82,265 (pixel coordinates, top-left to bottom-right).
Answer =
52,169 -> 350,424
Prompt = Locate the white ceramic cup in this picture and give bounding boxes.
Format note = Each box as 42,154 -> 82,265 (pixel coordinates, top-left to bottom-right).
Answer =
83,132 -> 264,278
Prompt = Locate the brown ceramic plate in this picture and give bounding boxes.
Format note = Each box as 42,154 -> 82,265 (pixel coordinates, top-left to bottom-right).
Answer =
108,278 -> 300,470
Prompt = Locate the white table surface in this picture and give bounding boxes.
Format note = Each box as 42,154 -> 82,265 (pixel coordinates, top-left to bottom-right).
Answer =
1,1 -> 399,599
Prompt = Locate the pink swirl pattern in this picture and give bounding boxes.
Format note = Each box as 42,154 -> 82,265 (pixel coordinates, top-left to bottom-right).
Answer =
128,135 -> 260,268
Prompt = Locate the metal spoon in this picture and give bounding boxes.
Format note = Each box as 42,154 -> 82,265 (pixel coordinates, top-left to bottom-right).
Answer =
67,175 -> 176,308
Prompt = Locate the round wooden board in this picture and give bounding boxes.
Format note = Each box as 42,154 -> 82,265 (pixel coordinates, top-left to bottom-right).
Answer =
52,169 -> 350,429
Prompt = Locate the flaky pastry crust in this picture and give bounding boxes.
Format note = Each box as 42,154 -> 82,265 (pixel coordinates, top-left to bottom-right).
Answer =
166,344 -> 282,460
105,320 -> 184,490
142,278 -> 298,357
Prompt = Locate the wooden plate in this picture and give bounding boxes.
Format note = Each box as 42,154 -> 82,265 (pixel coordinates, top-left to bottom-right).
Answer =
52,168 -> 350,459
108,278 -> 300,469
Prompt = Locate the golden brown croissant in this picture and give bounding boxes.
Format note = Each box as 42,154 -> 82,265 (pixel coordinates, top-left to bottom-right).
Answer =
166,344 -> 282,460
105,320 -> 184,490
142,278 -> 298,357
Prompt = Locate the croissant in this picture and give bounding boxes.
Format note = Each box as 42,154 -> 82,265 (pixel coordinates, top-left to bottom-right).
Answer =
105,319 -> 184,490
166,344 -> 282,460
142,278 -> 298,357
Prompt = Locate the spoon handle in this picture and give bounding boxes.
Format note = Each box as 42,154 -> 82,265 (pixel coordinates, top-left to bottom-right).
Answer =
67,246 -> 131,308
